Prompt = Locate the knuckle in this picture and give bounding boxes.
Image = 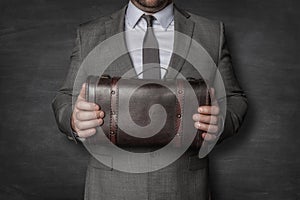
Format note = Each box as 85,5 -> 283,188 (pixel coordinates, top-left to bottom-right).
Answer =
203,124 -> 208,131
76,122 -> 82,130
76,101 -> 84,109
80,129 -> 93,138
215,126 -> 219,132
90,119 -> 98,127
213,106 -> 220,114
210,125 -> 218,133
76,112 -> 83,120
78,130 -> 87,138
89,111 -> 97,120
215,116 -> 219,124
212,116 -> 217,124
204,115 -> 210,123
204,134 -> 211,141
90,128 -> 96,134
77,130 -> 83,137
199,115 -> 207,123
198,123 -> 207,131
87,103 -> 93,110
87,128 -> 96,137
194,122 -> 199,129
207,134 -> 216,141
91,103 -> 98,110
72,111 -> 77,120
95,111 -> 99,119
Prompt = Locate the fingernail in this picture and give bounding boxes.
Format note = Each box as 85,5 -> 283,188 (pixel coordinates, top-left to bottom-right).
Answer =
193,114 -> 198,121
199,107 -> 203,112
198,122 -> 202,128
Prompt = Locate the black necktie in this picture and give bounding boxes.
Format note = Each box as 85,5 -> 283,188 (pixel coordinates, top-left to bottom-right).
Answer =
142,14 -> 161,79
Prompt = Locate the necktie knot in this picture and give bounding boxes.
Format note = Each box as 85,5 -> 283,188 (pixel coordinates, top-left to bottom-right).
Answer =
142,14 -> 155,27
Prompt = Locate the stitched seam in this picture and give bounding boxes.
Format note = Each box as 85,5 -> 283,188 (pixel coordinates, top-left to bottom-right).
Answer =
109,79 -> 114,143
115,79 -> 119,143
77,27 -> 83,61
217,21 -> 223,66
180,80 -> 185,138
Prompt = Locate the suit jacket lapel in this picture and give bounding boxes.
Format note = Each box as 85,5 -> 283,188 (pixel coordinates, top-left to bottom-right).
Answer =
103,4 -> 195,79
165,5 -> 195,79
104,6 -> 136,77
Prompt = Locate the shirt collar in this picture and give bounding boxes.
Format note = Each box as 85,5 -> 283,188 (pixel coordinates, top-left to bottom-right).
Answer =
126,1 -> 174,30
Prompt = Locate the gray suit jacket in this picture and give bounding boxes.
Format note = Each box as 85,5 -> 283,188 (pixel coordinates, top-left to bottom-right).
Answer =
52,4 -> 248,200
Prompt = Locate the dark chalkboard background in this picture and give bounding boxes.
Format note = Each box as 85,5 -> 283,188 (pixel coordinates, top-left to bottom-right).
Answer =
0,0 -> 299,199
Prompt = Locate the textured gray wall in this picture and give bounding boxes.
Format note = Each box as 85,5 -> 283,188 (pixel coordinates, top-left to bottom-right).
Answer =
0,0 -> 299,199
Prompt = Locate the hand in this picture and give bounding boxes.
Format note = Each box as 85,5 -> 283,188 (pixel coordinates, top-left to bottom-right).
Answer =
71,83 -> 105,138
192,88 -> 220,141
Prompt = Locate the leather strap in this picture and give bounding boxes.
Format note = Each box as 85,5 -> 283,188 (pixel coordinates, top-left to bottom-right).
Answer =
195,83 -> 211,149
110,77 -> 119,144
174,79 -> 184,147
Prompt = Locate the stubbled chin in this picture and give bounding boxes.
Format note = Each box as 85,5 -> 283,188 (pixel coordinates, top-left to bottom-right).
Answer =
143,0 -> 163,7
132,0 -> 169,12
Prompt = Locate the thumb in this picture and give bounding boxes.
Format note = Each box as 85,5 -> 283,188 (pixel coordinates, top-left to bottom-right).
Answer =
78,83 -> 86,101
210,87 -> 218,105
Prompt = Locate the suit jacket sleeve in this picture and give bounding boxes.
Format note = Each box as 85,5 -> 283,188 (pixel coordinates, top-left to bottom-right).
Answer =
217,22 -> 248,142
51,28 -> 83,143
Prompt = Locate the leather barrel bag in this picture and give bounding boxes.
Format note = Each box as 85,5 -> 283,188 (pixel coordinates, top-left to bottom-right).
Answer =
85,75 -> 211,150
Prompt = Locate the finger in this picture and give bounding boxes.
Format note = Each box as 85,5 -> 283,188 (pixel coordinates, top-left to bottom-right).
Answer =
76,118 -> 103,130
78,83 -> 86,101
198,106 -> 220,115
77,128 -> 96,138
194,122 -> 219,133
210,87 -> 219,104
76,110 -> 104,121
76,100 -> 99,111
201,132 -> 217,141
193,114 -> 218,125
210,88 -> 215,102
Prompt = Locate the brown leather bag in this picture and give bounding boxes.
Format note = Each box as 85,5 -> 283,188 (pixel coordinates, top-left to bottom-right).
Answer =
85,75 -> 211,150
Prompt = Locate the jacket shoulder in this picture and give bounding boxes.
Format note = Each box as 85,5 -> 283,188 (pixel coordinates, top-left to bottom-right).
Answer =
188,12 -> 221,28
75,14 -> 114,58
187,12 -> 223,64
77,15 -> 111,35
188,12 -> 222,40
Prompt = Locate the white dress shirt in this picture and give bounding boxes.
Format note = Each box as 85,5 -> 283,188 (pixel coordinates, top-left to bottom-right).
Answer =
125,1 -> 174,79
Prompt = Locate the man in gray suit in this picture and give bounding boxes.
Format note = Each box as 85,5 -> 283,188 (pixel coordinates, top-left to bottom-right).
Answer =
52,0 -> 248,199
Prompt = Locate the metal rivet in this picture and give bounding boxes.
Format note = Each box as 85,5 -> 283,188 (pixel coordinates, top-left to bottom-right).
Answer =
110,131 -> 114,134
177,114 -> 181,118
178,90 -> 183,94
111,90 -> 115,95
